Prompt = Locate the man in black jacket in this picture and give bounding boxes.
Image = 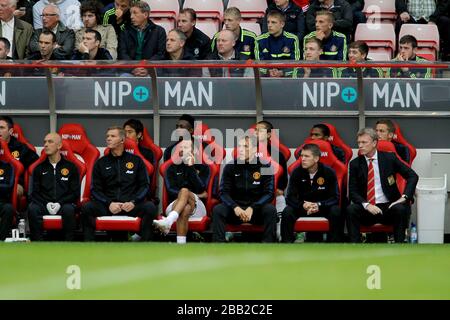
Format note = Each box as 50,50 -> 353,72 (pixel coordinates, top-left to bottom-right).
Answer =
0,160 -> 14,240
118,1 -> 166,76
346,128 -> 418,243
306,0 -> 353,36
154,139 -> 210,244
81,126 -> 157,241
281,143 -> 343,242
430,0 -> 450,61
28,133 -> 80,241
177,8 -> 211,60
72,29 -> 113,60
375,119 -> 410,164
0,116 -> 38,199
212,136 -> 277,243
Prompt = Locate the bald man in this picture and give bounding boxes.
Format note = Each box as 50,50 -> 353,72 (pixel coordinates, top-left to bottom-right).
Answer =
28,133 -> 80,241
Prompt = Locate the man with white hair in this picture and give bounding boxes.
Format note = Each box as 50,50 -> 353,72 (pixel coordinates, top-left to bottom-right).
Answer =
28,3 -> 75,59
0,0 -> 33,59
33,0 -> 82,30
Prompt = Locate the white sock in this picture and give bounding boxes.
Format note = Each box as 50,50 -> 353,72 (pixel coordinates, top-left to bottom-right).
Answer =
177,236 -> 186,244
276,195 -> 286,213
166,210 -> 179,225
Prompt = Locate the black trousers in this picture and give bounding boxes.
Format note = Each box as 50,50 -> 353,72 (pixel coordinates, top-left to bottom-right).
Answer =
212,203 -> 277,243
346,202 -> 411,243
28,202 -> 76,241
437,16 -> 450,58
81,201 -> 158,242
0,202 -> 14,240
281,205 -> 343,243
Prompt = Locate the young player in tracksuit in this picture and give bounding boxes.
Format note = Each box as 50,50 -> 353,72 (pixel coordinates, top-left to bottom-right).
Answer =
81,126 -> 157,241
28,133 -> 80,241
153,139 -> 210,244
255,10 -> 301,78
281,144 -> 344,242
212,136 -> 277,243
0,160 -> 14,240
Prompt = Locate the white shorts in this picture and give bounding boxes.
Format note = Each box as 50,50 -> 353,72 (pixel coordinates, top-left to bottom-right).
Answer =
165,193 -> 207,218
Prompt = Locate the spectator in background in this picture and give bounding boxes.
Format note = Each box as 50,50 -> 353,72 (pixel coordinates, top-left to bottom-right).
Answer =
29,4 -> 75,59
389,35 -> 431,78
430,0 -> 450,61
76,0 -> 117,59
306,0 -> 353,37
262,0 -> 306,45
255,10 -> 300,78
268,0 -> 311,12
0,37 -> 10,59
0,0 -> 33,59
28,133 -> 80,241
0,116 -> 39,200
346,128 -> 418,243
211,7 -> 257,59
153,139 -> 209,244
160,29 -> 201,77
27,29 -> 66,60
163,114 -> 196,162
309,123 -> 346,164
33,0 -> 82,30
303,10 -> 347,61
118,1 -> 166,76
296,37 -> 335,77
14,0 -> 36,25
395,0 -> 436,35
102,0 -> 131,37
375,119 -> 410,164
340,41 -> 383,78
204,29 -> 253,78
177,8 -> 211,60
123,118 -> 154,166
347,0 -> 366,32
72,28 -> 112,60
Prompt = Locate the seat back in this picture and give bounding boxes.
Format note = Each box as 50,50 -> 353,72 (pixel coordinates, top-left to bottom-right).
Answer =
322,123 -> 353,165
240,22 -> 262,36
227,0 -> 267,20
11,123 -> 36,153
0,140 -> 24,210
399,24 -> 440,55
195,20 -> 219,38
183,0 -> 224,23
58,123 -> 100,202
355,23 -> 396,58
363,0 -> 396,21
392,122 -> 416,165
146,0 -> 179,19
140,127 -> 163,197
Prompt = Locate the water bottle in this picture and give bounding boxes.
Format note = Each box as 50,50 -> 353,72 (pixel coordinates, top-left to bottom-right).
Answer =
18,219 -> 26,238
410,222 -> 418,244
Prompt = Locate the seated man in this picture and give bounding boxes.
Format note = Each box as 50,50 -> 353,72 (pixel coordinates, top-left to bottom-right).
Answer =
28,133 -> 80,241
262,0 -> 305,43
212,136 -> 277,243
177,8 -> 211,60
123,118 -> 154,165
346,128 -> 418,243
26,30 -> 66,61
389,35 -> 431,78
72,29 -> 113,60
310,124 -> 346,164
163,114 -> 196,162
375,119 -> 410,164
340,41 -> 384,78
0,159 -> 14,241
0,116 -> 38,199
297,37 -> 335,78
153,139 -> 209,244
281,143 -> 343,242
81,126 -> 157,241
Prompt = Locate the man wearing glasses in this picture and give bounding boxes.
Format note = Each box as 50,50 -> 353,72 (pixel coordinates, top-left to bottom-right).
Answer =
32,0 -> 82,30
28,3 -> 75,59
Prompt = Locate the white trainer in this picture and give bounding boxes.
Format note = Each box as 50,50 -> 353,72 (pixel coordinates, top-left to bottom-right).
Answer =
153,218 -> 171,235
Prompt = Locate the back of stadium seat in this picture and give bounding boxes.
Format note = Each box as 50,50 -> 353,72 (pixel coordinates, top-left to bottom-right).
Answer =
392,122 -> 416,165
294,134 -> 348,165
227,0 -> 267,21
289,139 -> 347,233
355,23 -> 396,58
399,24 -> 440,61
183,0 -> 224,28
0,139 -> 24,211
97,138 -> 154,233
140,127 -> 163,198
240,21 -> 262,36
11,123 -> 36,153
362,0 -> 397,22
146,0 -> 179,19
195,20 -> 219,39
158,144 -> 219,233
322,123 -> 353,165
27,140 -> 87,230
367,51 -> 391,61
58,123 -> 100,203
